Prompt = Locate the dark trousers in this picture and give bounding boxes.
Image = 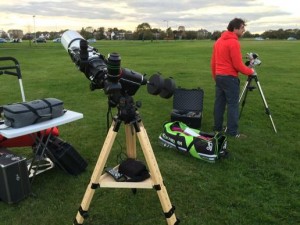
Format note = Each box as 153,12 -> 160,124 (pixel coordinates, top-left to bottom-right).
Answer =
214,75 -> 240,136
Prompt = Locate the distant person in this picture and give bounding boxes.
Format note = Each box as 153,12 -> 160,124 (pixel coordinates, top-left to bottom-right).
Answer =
211,18 -> 255,138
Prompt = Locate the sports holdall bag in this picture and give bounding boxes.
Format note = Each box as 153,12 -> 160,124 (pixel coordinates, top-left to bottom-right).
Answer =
2,98 -> 64,128
159,121 -> 228,162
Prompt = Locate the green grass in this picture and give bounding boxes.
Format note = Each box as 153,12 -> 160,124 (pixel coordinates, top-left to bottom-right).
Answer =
0,39 -> 299,225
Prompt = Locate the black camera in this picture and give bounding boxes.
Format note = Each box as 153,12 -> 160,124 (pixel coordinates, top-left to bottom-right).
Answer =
245,52 -> 261,68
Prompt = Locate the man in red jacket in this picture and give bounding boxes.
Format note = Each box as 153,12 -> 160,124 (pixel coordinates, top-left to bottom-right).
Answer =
211,18 -> 255,138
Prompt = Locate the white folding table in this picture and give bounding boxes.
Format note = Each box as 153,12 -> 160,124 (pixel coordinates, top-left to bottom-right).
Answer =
0,110 -> 83,180
0,110 -> 83,138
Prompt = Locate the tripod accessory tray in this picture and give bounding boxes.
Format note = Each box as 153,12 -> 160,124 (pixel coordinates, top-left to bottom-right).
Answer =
171,87 -> 204,129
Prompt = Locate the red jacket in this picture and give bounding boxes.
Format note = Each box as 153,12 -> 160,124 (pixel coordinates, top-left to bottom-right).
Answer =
211,31 -> 254,80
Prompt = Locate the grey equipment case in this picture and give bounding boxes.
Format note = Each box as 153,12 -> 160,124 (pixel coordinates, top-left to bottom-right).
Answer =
3,98 -> 64,128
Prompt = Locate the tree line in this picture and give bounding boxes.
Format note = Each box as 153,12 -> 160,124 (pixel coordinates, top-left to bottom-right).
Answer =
78,23 -> 300,40
3,22 -> 299,41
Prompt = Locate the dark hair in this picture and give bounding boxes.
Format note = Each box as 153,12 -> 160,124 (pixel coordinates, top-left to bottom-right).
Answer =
227,18 -> 246,31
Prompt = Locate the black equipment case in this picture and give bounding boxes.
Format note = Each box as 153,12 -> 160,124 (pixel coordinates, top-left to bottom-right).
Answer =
0,147 -> 31,204
171,87 -> 204,129
45,136 -> 88,175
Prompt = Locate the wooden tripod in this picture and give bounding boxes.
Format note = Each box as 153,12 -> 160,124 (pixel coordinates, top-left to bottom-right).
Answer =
73,115 -> 179,225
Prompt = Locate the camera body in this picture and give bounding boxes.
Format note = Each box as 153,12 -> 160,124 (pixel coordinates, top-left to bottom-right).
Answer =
245,52 -> 262,68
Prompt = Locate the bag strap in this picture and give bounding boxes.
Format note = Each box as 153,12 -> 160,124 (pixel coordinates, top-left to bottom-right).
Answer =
41,99 -> 53,117
21,99 -> 53,124
186,139 -> 195,152
20,102 -> 43,124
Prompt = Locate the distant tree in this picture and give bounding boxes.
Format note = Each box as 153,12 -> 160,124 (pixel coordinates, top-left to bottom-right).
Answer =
166,27 -> 173,39
277,29 -> 286,39
95,27 -> 106,40
124,31 -> 133,40
79,27 -> 94,39
134,23 -> 153,40
296,29 -> 300,39
85,26 -> 94,33
48,31 -> 61,39
173,30 -> 179,39
150,28 -> 161,40
159,31 -> 167,40
243,31 -> 253,38
8,29 -> 23,39
197,29 -> 210,39
136,23 -> 151,30
0,31 -> 9,39
185,30 -> 197,39
211,31 -> 222,40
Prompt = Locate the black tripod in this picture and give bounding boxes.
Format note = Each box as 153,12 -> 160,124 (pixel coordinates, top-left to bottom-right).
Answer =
239,74 -> 277,133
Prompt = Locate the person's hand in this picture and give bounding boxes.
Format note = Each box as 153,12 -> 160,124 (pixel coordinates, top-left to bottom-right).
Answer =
251,69 -> 257,76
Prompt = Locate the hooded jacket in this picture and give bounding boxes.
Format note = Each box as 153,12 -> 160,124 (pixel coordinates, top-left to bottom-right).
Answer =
211,31 -> 254,80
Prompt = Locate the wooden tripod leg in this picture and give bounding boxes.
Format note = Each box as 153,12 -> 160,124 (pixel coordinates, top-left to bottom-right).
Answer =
125,124 -> 136,159
73,121 -> 118,225
136,122 -> 178,225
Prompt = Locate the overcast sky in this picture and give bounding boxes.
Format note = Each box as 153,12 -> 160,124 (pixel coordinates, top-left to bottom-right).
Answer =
0,0 -> 299,34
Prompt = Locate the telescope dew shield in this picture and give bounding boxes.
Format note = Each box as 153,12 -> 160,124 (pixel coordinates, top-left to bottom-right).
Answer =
61,30 -> 85,51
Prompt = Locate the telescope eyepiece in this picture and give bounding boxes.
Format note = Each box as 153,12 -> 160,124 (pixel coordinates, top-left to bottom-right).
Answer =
107,53 -> 121,79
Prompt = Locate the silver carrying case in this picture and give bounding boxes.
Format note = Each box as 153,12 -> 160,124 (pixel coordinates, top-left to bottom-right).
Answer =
3,98 -> 64,128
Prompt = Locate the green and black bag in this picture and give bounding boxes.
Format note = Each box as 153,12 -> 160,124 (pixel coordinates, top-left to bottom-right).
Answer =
159,121 -> 228,162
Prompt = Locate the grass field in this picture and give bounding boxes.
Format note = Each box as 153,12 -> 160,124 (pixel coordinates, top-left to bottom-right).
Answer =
0,39 -> 299,225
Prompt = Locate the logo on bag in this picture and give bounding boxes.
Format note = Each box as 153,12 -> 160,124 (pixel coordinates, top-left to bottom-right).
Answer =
161,133 -> 183,147
16,174 -> 20,181
206,141 -> 213,151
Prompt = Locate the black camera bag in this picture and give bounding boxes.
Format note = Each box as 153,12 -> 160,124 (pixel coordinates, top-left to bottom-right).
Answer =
118,158 -> 150,182
3,98 -> 64,128
45,136 -> 88,175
